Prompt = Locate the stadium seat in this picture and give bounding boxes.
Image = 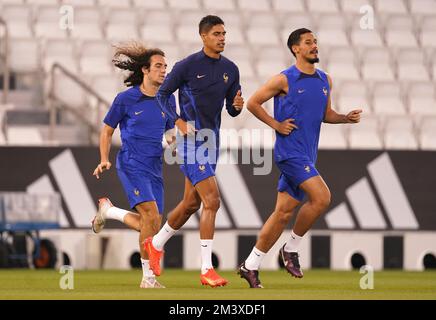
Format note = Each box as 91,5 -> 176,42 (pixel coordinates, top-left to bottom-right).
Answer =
106,9 -> 140,42
420,16 -> 436,48
374,0 -> 408,14
167,0 -> 201,10
384,15 -> 419,48
373,82 -> 407,115
307,0 -> 339,13
337,81 -> 371,115
238,0 -> 271,12
409,0 -> 436,15
132,0 -> 166,10
34,6 -> 68,39
97,0 -> 131,8
361,48 -> 396,81
408,82 -> 436,115
396,49 -> 430,82
340,0 -> 373,14
327,47 -> 360,81
176,25 -> 202,45
141,24 -> 175,44
42,39 -> 78,74
1,4 -> 33,39
350,28 -> 384,48
246,27 -> 280,47
272,0 -> 305,13
7,126 -> 44,145
26,0 -> 60,6
202,0 -> 236,11
70,7 -> 104,40
78,40 -> 113,76
52,71 -> 88,109
319,123 -> 348,149
419,116 -> 436,149
256,60 -> 288,81
177,10 -> 208,26
9,39 -> 40,73
384,116 -> 419,150
349,116 -> 383,149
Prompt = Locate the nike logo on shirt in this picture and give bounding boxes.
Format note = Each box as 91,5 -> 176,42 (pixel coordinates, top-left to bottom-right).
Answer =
298,89 -> 305,94
134,111 -> 144,115
197,74 -> 206,79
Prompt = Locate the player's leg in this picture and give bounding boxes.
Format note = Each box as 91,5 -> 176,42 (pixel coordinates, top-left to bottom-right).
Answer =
92,197 -> 141,233
150,177 -> 201,250
238,191 -> 300,288
292,175 -> 331,236
145,177 -> 201,275
194,176 -> 228,287
136,200 -> 164,288
166,177 -> 202,230
280,175 -> 331,278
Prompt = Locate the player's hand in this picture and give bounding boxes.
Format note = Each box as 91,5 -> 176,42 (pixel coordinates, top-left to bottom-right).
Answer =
93,161 -> 111,179
275,118 -> 298,135
175,119 -> 196,136
233,90 -> 244,111
346,109 -> 362,123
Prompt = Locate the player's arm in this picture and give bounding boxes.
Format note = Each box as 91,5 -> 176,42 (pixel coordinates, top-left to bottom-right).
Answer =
93,124 -> 115,179
225,66 -> 243,116
247,74 -> 298,135
323,74 -> 362,124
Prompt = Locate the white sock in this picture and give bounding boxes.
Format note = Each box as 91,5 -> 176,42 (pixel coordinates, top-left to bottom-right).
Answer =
152,222 -> 178,251
141,258 -> 154,279
284,230 -> 303,253
200,239 -> 213,274
244,247 -> 266,271
106,206 -> 129,223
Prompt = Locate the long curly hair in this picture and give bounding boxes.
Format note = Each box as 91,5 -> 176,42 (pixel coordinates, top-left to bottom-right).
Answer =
112,42 -> 165,87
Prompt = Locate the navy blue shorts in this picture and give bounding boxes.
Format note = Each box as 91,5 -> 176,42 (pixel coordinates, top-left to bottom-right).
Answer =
116,156 -> 164,213
276,157 -> 319,202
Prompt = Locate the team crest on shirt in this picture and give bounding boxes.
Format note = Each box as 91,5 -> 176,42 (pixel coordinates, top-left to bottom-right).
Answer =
304,165 -> 311,173
323,87 -> 328,96
134,189 -> 140,196
199,165 -> 206,172
223,73 -> 229,83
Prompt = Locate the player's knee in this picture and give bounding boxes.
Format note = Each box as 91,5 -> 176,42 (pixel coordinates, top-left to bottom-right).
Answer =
314,191 -> 331,211
184,201 -> 201,215
203,196 -> 220,212
276,210 -> 293,224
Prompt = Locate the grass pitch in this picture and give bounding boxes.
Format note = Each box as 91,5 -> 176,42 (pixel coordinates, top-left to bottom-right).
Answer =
0,269 -> 435,300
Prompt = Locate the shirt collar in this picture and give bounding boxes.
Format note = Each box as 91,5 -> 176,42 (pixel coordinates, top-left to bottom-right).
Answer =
200,48 -> 221,61
130,85 -> 155,102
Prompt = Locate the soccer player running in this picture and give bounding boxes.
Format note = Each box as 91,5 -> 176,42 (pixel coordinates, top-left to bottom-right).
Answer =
238,28 -> 362,288
144,15 -> 244,287
92,42 -> 176,289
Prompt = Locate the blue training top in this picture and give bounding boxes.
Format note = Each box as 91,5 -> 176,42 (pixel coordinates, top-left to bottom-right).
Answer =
156,49 -> 241,150
103,85 -> 175,164
274,65 -> 330,164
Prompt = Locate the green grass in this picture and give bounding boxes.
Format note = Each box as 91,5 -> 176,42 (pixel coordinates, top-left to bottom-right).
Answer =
0,269 -> 435,300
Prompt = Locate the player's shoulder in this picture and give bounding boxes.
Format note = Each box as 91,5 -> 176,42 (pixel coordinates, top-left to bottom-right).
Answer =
114,85 -> 142,105
220,55 -> 238,70
315,68 -> 330,84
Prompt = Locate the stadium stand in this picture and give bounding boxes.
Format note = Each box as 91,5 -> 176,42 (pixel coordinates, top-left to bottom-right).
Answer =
0,0 -> 435,149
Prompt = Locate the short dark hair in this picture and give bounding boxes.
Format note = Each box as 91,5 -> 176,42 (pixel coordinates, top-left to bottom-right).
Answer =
199,15 -> 225,34
287,28 -> 313,57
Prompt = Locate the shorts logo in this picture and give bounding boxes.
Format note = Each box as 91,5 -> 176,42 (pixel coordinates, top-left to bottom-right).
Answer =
134,189 -> 140,196
304,165 -> 311,173
199,165 -> 206,172
223,73 -> 229,83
